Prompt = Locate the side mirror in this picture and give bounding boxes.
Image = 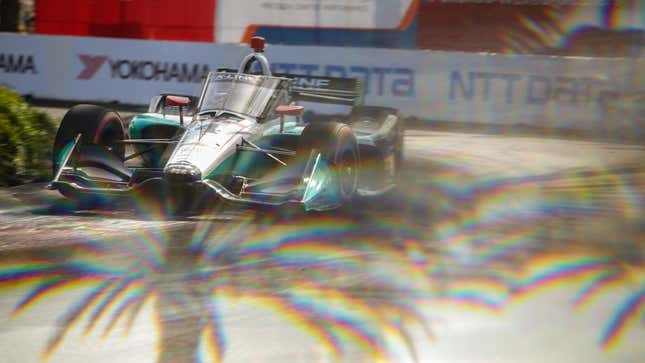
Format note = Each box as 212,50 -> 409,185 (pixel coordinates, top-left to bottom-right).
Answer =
165,95 -> 191,107
275,105 -> 304,116
275,105 -> 304,133
165,95 -> 191,126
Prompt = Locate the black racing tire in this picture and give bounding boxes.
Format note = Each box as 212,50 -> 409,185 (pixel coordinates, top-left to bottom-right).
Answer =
52,105 -> 125,206
297,122 -> 359,203
52,104 -> 126,175
349,105 -> 404,180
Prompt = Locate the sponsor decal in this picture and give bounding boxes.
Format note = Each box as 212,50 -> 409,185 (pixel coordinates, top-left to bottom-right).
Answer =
212,72 -> 262,84
292,77 -> 330,89
271,63 -> 415,97
76,54 -> 210,83
109,60 -> 210,83
0,53 -> 37,74
77,55 -> 108,79
449,70 -> 620,105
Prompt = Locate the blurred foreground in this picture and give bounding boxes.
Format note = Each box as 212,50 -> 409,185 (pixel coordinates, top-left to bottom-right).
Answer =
0,129 -> 643,362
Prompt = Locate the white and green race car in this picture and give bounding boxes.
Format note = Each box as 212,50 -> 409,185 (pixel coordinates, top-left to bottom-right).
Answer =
48,37 -> 404,214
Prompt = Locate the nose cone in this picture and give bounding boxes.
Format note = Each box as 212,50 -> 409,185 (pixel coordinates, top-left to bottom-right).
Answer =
164,162 -> 202,183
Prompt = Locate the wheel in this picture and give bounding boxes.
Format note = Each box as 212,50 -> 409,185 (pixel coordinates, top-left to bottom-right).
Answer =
297,122 -> 359,203
349,105 -> 403,182
53,104 -> 125,175
52,105 -> 125,206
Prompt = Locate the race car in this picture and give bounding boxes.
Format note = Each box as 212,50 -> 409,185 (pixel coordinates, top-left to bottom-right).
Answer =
48,37 -> 404,213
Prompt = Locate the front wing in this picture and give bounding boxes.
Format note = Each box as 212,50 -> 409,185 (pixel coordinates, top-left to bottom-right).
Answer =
48,137 -> 344,211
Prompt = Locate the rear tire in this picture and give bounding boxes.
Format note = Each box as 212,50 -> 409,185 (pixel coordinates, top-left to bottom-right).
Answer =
297,122 -> 359,203
349,105 -> 403,183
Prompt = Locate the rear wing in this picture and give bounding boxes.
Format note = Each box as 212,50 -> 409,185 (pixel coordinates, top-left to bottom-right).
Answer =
217,68 -> 363,106
278,73 -> 363,106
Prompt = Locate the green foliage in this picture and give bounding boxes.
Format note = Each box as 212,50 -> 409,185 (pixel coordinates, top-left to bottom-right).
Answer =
0,87 -> 56,186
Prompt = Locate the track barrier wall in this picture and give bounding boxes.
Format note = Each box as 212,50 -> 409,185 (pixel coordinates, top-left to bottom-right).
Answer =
1,34 -> 642,132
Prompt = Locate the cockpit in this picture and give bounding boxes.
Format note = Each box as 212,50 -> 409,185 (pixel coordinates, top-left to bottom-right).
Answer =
196,72 -> 290,120
195,36 -> 294,121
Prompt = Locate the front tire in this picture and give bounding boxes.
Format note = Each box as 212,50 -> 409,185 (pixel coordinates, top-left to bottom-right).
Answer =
53,104 -> 125,175
52,105 -> 125,206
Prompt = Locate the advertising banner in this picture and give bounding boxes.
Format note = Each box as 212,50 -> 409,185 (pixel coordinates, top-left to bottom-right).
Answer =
215,0 -> 416,43
416,51 -> 634,128
0,34 -> 245,105
0,34 -> 640,131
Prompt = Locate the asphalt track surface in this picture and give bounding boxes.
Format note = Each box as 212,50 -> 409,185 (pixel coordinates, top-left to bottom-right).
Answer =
0,128 -> 644,363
